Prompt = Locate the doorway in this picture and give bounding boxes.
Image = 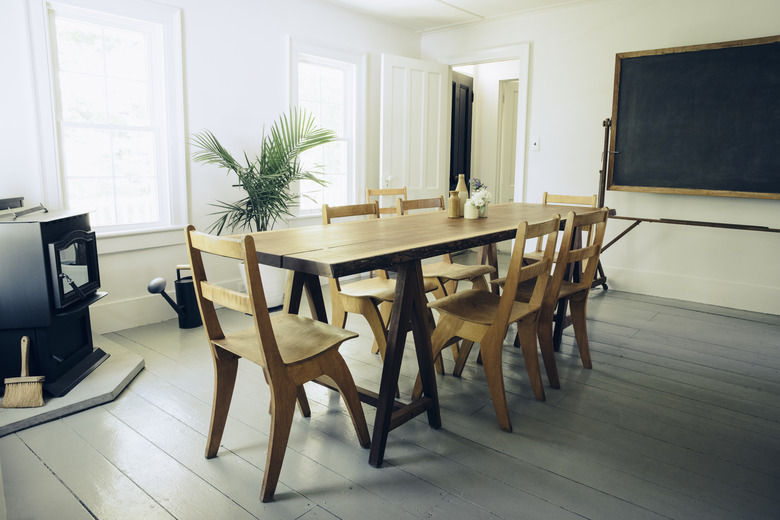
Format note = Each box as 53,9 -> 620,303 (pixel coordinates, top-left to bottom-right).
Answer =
450,71 -> 474,191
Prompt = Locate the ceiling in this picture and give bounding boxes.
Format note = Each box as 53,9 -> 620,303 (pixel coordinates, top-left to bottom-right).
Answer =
322,0 -> 595,32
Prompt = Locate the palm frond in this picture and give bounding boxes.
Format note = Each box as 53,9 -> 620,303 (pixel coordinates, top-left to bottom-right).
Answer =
191,107 -> 337,232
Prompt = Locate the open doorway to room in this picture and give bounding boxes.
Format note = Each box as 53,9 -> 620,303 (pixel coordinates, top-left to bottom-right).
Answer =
452,60 -> 523,207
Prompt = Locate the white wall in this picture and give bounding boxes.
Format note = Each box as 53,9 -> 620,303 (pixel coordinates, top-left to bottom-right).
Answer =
1,0 -> 419,333
422,0 -> 780,315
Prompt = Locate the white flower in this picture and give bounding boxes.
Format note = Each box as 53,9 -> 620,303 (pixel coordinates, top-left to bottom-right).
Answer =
470,188 -> 492,208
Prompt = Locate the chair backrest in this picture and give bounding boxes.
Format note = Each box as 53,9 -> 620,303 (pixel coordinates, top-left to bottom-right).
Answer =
367,187 -> 407,217
542,209 -> 609,314
322,202 -> 384,280
542,192 -> 597,207
485,216 -> 560,340
185,225 -> 283,371
396,195 -> 445,215
322,201 -> 380,224
536,192 -> 598,253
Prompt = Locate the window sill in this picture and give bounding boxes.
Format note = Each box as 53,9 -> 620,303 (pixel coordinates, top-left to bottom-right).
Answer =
97,226 -> 185,255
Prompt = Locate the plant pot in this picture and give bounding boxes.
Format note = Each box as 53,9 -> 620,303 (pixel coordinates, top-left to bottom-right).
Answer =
238,262 -> 286,309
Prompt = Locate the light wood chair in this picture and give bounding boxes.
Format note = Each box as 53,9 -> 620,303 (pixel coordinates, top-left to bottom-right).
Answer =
397,196 -> 498,373
185,225 -> 370,502
366,186 -> 407,217
486,209 -> 609,388
526,191 -> 607,291
411,215 -> 561,432
322,202 -> 437,361
396,196 -> 496,298
525,192 -> 597,263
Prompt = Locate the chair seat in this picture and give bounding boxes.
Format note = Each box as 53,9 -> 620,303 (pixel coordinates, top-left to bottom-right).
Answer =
214,314 -> 358,366
339,276 -> 437,301
428,288 -> 537,326
498,277 -> 582,303
422,261 -> 496,281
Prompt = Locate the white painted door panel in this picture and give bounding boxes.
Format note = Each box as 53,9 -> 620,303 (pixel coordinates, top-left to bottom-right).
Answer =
380,54 -> 449,201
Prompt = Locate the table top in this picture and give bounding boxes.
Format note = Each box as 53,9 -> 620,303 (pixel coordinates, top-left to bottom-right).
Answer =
243,203 -> 600,278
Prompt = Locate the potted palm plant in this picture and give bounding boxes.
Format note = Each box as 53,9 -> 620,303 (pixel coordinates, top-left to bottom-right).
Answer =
191,107 -> 337,306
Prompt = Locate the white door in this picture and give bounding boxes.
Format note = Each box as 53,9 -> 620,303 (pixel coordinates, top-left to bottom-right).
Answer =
497,79 -> 519,204
380,54 -> 449,201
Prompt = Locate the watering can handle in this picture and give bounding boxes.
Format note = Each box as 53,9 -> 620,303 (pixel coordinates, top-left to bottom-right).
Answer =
176,264 -> 191,281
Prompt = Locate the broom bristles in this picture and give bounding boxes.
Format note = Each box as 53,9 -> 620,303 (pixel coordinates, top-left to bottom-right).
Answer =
1,376 -> 45,408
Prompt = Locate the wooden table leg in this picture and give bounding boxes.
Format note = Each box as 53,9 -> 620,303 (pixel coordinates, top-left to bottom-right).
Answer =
283,271 -> 328,323
477,243 -> 499,294
369,260 -> 441,468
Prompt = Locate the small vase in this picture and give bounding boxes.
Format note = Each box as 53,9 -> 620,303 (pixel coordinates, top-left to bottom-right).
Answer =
478,203 -> 488,218
455,174 -> 468,215
447,191 -> 460,218
463,199 -> 479,219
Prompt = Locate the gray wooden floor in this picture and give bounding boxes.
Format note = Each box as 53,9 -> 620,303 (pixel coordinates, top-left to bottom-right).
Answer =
2,281 -> 779,519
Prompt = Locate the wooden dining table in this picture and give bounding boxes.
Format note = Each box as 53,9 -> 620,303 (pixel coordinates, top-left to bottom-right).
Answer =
245,202 -> 594,467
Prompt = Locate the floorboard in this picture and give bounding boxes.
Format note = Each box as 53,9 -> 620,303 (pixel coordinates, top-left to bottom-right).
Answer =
1,273 -> 778,520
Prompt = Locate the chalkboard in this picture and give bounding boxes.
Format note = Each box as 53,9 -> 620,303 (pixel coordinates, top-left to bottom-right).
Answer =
608,36 -> 780,200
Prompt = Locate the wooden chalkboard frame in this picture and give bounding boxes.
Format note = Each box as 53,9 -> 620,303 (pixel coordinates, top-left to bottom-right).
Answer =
608,35 -> 780,200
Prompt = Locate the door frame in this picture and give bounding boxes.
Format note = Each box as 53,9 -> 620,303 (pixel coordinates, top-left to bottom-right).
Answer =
432,44 -> 531,204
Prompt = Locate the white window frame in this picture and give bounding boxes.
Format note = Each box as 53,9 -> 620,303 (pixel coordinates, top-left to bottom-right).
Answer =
290,40 -> 366,215
27,0 -> 186,239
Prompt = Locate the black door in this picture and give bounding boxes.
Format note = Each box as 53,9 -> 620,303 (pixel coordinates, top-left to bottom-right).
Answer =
450,71 -> 474,191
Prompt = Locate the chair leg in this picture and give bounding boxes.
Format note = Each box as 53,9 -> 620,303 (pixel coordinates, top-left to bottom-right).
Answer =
568,293 -> 593,368
205,348 -> 239,459
360,300 -> 388,361
296,385 -> 311,417
411,316 -> 461,399
479,336 -> 513,432
371,301 -> 393,355
516,316 -> 546,401
322,351 -> 371,448
536,312 -> 560,389
452,340 -> 475,377
470,275 -> 489,292
261,387 -> 297,503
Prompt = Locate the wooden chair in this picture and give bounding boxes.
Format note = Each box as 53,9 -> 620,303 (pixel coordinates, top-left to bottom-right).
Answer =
411,215 -> 561,432
397,196 -> 498,373
366,186 -> 407,217
185,225 -> 370,502
396,196 -> 496,299
525,192 -> 597,263
485,209 -> 609,388
322,202 -> 437,361
525,192 -> 607,290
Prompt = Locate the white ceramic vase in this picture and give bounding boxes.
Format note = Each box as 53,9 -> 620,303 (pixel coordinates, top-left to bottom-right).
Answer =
463,199 -> 479,219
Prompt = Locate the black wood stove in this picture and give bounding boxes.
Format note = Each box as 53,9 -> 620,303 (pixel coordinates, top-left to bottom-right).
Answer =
0,209 -> 108,397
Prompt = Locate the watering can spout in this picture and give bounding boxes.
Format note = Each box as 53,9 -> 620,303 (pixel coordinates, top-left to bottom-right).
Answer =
147,266 -> 202,328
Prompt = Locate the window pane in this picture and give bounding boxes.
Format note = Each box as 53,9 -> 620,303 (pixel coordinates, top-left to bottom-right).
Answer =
54,18 -> 104,75
104,27 -> 147,80
59,71 -> 108,123
61,128 -> 112,177
107,77 -> 149,125
67,177 -> 116,225
115,177 -> 159,224
113,130 -> 155,177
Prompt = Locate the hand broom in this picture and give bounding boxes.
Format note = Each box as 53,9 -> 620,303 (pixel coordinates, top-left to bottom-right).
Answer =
1,336 -> 44,408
